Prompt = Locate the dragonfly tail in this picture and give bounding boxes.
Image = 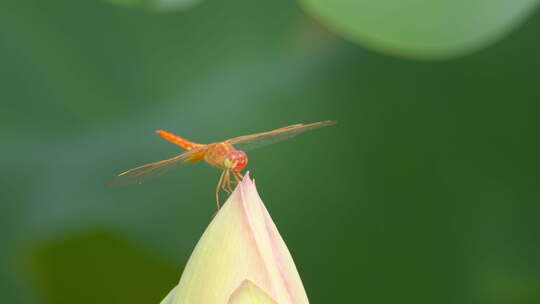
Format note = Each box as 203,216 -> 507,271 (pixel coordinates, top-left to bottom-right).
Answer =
156,130 -> 203,151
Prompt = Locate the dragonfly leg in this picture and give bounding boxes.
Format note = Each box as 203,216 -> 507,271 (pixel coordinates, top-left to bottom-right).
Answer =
221,170 -> 231,194
233,171 -> 243,183
216,170 -> 226,209
232,172 -> 239,183
224,170 -> 234,193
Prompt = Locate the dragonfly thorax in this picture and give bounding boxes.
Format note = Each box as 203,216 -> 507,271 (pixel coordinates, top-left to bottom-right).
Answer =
203,143 -> 247,172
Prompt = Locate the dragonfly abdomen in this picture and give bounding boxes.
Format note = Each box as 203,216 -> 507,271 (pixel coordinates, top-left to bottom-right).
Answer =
156,130 -> 203,151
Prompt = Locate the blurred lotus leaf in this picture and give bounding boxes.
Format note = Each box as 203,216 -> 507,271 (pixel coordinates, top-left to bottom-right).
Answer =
105,0 -> 203,11
300,0 -> 540,59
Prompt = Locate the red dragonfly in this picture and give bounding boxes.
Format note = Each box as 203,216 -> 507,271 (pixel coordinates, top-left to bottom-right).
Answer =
112,120 -> 336,208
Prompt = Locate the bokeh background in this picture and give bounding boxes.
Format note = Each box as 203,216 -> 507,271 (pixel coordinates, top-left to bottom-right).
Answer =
2,0 -> 540,303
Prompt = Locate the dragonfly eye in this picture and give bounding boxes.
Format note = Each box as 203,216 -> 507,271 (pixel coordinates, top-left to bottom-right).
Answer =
226,150 -> 248,172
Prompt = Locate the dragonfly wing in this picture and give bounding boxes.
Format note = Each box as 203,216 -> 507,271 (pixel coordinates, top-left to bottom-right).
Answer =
108,147 -> 206,187
225,120 -> 336,151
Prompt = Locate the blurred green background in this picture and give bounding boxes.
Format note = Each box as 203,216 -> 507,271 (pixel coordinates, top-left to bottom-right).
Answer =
2,0 -> 540,303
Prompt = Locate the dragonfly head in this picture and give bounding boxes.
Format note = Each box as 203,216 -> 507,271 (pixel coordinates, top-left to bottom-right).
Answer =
224,150 -> 248,172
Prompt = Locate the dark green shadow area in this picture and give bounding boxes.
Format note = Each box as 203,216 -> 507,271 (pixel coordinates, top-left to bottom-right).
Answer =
22,231 -> 179,304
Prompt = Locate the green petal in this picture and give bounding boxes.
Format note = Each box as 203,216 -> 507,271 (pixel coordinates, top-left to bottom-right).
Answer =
228,280 -> 278,304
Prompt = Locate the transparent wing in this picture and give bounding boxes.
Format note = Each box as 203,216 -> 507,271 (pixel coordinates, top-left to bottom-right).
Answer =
225,120 -> 336,151
108,147 -> 206,187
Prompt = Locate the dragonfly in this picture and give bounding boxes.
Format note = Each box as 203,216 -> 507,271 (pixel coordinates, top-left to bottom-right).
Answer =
112,120 -> 336,208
